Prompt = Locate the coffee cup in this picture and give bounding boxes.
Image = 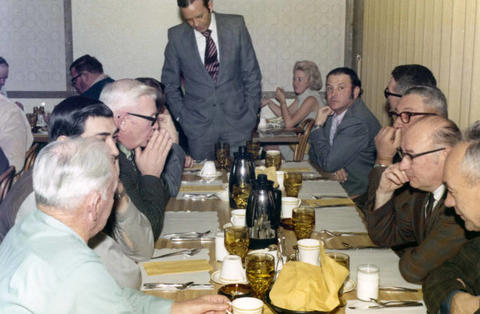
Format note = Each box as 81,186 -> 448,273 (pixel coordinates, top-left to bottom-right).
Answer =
220,255 -> 246,283
231,209 -> 246,227
281,197 -> 301,219
200,160 -> 217,177
228,297 -> 264,314
297,238 -> 321,266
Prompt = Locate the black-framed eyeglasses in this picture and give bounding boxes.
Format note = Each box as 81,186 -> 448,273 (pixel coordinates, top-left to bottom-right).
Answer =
71,72 -> 83,85
384,88 -> 402,99
397,147 -> 446,161
389,111 -> 437,124
127,112 -> 159,126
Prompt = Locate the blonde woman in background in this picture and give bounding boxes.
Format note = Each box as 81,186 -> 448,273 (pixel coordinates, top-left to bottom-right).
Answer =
262,60 -> 325,159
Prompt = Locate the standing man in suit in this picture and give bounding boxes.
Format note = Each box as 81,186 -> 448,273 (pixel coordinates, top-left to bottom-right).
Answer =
309,67 -> 381,197
161,0 -> 262,160
360,116 -> 471,283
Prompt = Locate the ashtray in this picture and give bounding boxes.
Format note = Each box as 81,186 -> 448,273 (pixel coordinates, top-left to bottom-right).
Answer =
218,283 -> 252,301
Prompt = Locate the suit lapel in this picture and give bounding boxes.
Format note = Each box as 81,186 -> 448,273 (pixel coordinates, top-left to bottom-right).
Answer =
413,192 -> 428,242
215,13 -> 230,84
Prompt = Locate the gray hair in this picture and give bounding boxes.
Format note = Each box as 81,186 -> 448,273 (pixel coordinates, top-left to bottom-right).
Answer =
33,137 -> 115,210
100,79 -> 157,113
460,121 -> 480,185
294,60 -> 322,91
403,85 -> 448,118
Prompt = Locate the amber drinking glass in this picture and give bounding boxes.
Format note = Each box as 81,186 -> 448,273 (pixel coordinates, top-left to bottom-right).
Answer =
284,172 -> 302,197
265,150 -> 281,170
224,226 -> 250,260
246,253 -> 275,299
215,142 -> 231,170
292,207 -> 315,240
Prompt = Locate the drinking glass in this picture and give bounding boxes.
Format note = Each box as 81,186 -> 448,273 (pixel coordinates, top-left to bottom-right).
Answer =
224,226 -> 250,260
215,142 -> 231,170
292,207 -> 315,240
326,252 -> 350,270
246,140 -> 261,161
284,172 -> 303,197
231,183 -> 252,209
246,253 -> 275,299
265,150 -> 281,170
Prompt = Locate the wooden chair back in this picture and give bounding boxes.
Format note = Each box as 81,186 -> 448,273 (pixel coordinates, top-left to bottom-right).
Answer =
0,166 -> 15,203
293,118 -> 315,161
14,143 -> 39,182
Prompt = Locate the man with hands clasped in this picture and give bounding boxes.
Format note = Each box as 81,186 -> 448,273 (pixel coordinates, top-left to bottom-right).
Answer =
360,116 -> 471,283
309,67 -> 380,197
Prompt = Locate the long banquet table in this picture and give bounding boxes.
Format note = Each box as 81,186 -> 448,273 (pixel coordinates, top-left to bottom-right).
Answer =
144,161 -> 424,313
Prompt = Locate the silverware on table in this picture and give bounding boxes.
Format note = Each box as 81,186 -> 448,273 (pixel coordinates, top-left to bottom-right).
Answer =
151,248 -> 201,259
313,195 -> 350,199
379,286 -> 420,292
183,193 -> 219,200
348,300 -> 423,309
143,281 -> 213,290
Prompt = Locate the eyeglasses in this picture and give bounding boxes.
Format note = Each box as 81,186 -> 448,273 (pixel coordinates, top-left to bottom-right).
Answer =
397,147 -> 446,161
71,72 -> 83,85
384,88 -> 402,99
127,112 -> 159,126
389,111 -> 437,124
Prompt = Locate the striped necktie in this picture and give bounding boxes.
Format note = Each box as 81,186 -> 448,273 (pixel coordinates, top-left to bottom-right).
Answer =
202,29 -> 219,81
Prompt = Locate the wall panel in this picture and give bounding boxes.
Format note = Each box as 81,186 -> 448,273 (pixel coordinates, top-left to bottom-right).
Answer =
362,0 -> 480,129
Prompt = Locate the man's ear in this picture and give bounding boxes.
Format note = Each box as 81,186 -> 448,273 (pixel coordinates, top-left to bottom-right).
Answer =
353,86 -> 360,99
208,0 -> 213,13
84,191 -> 102,223
116,112 -> 128,131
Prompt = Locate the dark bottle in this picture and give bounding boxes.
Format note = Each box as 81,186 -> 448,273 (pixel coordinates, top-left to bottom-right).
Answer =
229,146 -> 255,209
246,174 -> 282,249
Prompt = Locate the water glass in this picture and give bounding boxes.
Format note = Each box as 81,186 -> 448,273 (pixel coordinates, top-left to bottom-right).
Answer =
215,142 -> 231,170
246,253 -> 275,299
284,172 -> 302,197
265,150 -> 281,170
224,226 -> 250,260
292,207 -> 315,240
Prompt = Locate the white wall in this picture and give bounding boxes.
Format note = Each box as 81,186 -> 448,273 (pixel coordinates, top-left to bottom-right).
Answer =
9,0 -> 346,112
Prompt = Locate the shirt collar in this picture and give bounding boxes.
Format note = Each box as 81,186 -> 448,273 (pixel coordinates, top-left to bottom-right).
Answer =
118,142 -> 133,161
432,184 -> 446,202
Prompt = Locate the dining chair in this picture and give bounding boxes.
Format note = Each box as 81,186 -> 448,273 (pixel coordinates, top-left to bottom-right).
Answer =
0,166 -> 15,204
14,143 -> 39,182
293,118 -> 314,161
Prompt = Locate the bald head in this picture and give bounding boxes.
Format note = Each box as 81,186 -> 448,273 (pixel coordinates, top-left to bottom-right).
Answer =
405,116 -> 460,148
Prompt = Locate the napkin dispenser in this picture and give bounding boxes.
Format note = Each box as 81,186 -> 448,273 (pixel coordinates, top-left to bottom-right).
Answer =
246,174 -> 281,249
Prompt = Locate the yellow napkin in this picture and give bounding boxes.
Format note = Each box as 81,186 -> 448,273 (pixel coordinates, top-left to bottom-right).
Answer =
143,259 -> 212,276
280,167 -> 312,173
255,166 -> 278,187
269,246 -> 349,312
179,185 -> 224,193
301,198 -> 355,207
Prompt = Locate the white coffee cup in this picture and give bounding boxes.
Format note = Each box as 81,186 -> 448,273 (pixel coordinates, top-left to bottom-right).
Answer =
228,297 -> 264,314
215,231 -> 229,261
231,209 -> 246,227
297,238 -> 321,266
220,255 -> 246,283
281,197 -> 301,218
200,160 -> 217,177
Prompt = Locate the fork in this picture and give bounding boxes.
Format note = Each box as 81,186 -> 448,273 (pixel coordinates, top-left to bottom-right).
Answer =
151,248 -> 201,259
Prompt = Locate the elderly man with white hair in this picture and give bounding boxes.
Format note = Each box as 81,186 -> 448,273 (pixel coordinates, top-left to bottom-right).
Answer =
0,137 -> 229,313
100,79 -> 186,240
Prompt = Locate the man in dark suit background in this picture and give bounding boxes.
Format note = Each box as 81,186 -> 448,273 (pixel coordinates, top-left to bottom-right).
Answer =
309,67 -> 381,197
161,0 -> 262,160
70,55 -> 114,101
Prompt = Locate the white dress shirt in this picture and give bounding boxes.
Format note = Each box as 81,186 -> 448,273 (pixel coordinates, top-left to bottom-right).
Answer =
194,13 -> 220,64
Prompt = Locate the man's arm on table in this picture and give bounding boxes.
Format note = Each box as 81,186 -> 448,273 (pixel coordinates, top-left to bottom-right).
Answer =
423,238 -> 480,314
162,143 -> 185,196
309,119 -> 369,173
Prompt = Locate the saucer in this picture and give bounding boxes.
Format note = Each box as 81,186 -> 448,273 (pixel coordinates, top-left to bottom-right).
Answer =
341,278 -> 356,294
198,171 -> 222,180
210,270 -> 248,285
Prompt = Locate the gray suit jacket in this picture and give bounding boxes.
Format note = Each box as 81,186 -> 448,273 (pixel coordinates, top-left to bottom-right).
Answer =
309,98 -> 381,195
161,13 -> 262,140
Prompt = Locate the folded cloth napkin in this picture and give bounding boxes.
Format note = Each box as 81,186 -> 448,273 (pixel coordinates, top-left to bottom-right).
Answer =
345,300 -> 426,313
270,244 -> 349,312
143,259 -> 212,276
302,198 -> 355,207
255,166 -> 278,187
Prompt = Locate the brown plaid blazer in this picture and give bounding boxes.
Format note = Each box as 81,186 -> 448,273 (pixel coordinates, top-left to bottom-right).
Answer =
359,167 -> 471,283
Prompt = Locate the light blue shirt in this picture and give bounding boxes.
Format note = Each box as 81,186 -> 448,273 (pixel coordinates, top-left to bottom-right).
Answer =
0,209 -> 173,313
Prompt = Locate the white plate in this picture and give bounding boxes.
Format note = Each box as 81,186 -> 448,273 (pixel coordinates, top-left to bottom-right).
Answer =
341,278 -> 356,294
198,171 -> 222,180
210,270 -> 248,285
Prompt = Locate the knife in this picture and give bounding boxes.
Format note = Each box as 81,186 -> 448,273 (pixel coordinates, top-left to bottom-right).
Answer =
143,283 -> 214,289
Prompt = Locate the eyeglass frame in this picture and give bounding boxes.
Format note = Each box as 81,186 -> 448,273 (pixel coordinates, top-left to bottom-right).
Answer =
127,112 -> 159,126
389,111 -> 437,124
396,147 -> 446,161
384,87 -> 402,99
70,72 -> 84,85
